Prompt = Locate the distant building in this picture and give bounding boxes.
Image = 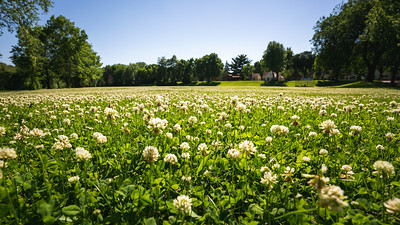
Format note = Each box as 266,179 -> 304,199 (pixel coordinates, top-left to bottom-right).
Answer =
262,71 -> 285,81
224,74 -> 241,81
251,73 -> 261,81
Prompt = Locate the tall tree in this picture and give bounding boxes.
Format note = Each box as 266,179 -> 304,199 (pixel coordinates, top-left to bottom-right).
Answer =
312,0 -> 399,82
262,41 -> 285,80
365,0 -> 400,84
11,26 -> 45,89
195,53 -> 223,82
0,0 -> 53,35
229,54 -> 251,79
292,51 -> 315,78
11,15 -> 102,89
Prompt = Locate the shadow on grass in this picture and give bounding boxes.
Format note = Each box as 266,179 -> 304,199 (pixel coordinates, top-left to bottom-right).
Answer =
331,81 -> 399,89
261,81 -> 287,86
194,81 -> 221,86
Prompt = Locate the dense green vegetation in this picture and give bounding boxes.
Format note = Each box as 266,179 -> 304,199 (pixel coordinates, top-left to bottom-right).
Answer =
0,86 -> 399,224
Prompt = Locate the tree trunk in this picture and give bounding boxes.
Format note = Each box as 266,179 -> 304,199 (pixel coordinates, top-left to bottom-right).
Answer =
390,64 -> 398,86
365,65 -> 376,83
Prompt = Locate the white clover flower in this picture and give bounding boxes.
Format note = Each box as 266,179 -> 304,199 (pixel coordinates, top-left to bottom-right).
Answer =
217,131 -> 223,136
386,133 -> 395,141
0,160 -> 6,168
218,112 -> 228,121
35,144 -> 44,149
104,107 -> 118,120
302,156 -> 311,162
205,129 -> 212,135
376,145 -> 385,151
164,154 -> 178,164
384,197 -> 400,214
270,125 -> 289,136
147,118 -> 168,134
349,125 -> 362,136
320,120 -> 337,134
330,113 -> 337,118
236,103 -> 247,112
63,118 -> 71,126
277,106 -> 285,111
291,115 -> 300,120
227,148 -> 241,159
0,126 -> 5,136
29,128 -> 45,137
260,171 -> 278,189
260,166 -> 270,173
75,147 -> 92,161
309,132 -> 317,137
173,195 -> 192,214
188,116 -> 197,124
197,143 -> 207,153
186,135 -> 193,141
143,146 -> 160,162
181,176 -> 191,182
265,136 -> 273,145
182,152 -> 190,159
321,164 -> 328,174
387,117 -> 395,121
68,176 -> 80,183
319,149 -> 329,155
272,163 -> 280,169
319,185 -> 348,211
174,124 -> 182,132
180,142 -> 190,150
0,148 -> 18,159
319,110 -> 327,116
238,140 -> 257,156
258,153 -> 266,159
341,165 -> 352,172
166,132 -> 173,139
70,133 -> 79,140
373,160 -> 395,178
331,129 -> 341,136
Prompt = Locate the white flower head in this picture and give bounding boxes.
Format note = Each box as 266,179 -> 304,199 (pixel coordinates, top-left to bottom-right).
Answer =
75,147 -> 92,161
384,197 -> 400,214
164,153 -> 178,164
238,140 -> 257,156
143,146 -> 160,162
173,195 -> 192,214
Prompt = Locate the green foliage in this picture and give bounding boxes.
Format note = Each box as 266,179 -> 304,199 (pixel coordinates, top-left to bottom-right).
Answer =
195,53 -> 223,82
10,15 -> 102,89
312,0 -> 400,83
0,86 -> 399,224
229,54 -> 252,79
0,0 -> 53,35
262,41 -> 285,78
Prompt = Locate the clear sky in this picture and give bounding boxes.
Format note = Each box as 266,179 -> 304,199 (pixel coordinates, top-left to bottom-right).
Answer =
0,0 -> 345,66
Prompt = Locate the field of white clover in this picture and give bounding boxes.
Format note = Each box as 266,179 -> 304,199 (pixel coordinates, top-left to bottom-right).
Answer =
0,86 -> 399,224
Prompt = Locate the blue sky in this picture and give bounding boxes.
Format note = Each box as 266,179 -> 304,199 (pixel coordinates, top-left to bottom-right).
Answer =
0,0 -> 345,66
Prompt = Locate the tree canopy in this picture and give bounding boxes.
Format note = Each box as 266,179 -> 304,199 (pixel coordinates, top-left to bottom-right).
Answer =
262,41 -> 285,79
312,0 -> 400,83
0,0 -> 53,35
10,15 -> 102,89
229,54 -> 251,79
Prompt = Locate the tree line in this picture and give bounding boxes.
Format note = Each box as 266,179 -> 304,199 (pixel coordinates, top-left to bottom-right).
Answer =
0,0 -> 399,90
